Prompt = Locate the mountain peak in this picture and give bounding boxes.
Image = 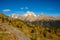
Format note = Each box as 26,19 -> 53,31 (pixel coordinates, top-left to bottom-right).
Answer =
20,11 -> 37,21
40,12 -> 46,16
10,14 -> 18,18
23,11 -> 37,17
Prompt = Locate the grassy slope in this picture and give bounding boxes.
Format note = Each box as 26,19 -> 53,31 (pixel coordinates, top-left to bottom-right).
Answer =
0,13 -> 60,40
0,33 -> 19,40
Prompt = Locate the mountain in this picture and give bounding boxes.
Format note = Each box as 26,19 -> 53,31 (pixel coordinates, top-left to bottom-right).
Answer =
19,11 -> 37,21
10,14 -> 19,18
23,11 -> 37,17
37,14 -> 56,21
56,16 -> 60,20
9,11 -> 60,21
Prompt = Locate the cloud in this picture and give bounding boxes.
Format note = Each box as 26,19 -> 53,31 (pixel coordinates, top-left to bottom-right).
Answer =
20,7 -> 24,10
20,7 -> 29,10
25,7 -> 28,9
3,9 -> 10,12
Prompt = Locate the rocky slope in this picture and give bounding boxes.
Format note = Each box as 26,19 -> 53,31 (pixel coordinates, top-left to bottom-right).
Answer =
0,25 -> 19,40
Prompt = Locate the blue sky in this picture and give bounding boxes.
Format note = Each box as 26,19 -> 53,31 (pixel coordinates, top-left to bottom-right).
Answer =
0,0 -> 60,16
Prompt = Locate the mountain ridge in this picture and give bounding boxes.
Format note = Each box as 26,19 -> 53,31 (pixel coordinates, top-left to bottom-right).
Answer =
10,11 -> 60,21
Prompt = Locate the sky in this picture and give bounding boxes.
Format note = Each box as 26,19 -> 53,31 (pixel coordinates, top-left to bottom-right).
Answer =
0,0 -> 60,16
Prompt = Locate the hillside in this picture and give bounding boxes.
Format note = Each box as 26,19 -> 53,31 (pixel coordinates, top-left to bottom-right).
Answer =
0,24 -> 19,40
0,13 -> 60,40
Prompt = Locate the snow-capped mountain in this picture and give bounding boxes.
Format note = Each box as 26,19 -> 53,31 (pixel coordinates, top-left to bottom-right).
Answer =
19,11 -> 37,21
9,11 -> 60,21
23,11 -> 37,17
10,14 -> 18,18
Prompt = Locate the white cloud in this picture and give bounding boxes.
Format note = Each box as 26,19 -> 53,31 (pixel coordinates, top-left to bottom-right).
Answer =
3,9 -> 10,12
20,7 -> 29,10
20,7 -> 24,10
25,7 -> 28,9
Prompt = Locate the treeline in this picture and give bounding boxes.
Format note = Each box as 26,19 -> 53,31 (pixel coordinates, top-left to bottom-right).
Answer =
30,20 -> 60,28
